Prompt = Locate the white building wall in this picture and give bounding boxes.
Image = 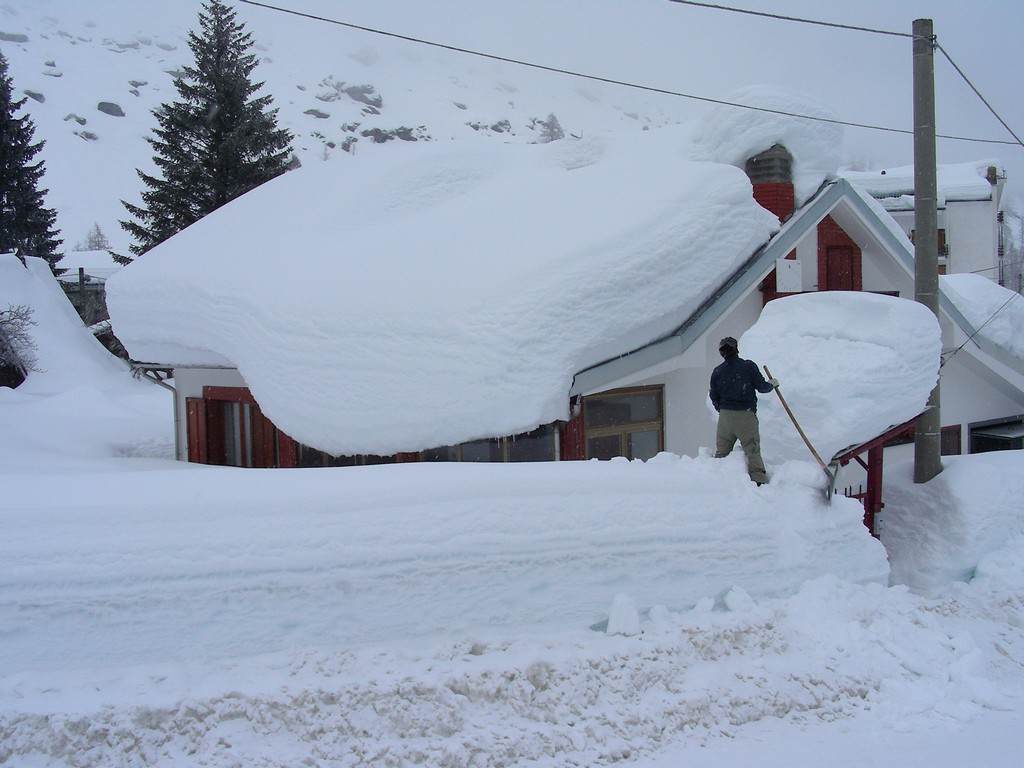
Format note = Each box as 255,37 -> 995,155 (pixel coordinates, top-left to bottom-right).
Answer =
946,200 -> 998,277
172,366 -> 246,460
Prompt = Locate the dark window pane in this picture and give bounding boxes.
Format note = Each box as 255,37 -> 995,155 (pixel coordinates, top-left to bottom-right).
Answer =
508,424 -> 556,462
628,429 -> 660,461
584,392 -> 660,429
587,434 -> 623,460
223,402 -> 241,467
460,438 -> 503,462
423,446 -> 458,462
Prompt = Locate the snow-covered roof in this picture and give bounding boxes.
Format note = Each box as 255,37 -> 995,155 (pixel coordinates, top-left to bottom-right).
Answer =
0,255 -> 127,394
940,274 -> 1024,365
108,129 -> 779,455
840,160 -> 1000,209
689,85 -> 843,207
742,291 -> 940,463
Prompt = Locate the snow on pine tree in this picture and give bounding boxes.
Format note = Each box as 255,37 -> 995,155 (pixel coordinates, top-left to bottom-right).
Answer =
0,52 -> 62,270
118,0 -> 293,262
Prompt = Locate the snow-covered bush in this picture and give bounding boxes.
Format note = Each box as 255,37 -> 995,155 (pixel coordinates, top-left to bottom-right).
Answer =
0,303 -> 37,377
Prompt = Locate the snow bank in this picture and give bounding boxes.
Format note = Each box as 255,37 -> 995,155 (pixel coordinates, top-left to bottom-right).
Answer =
689,85 -> 842,205
0,255 -> 172,466
882,451 -> 1024,593
108,132 -> 778,455
941,273 -> 1024,363
741,291 -> 940,463
842,160 -> 999,204
0,255 -> 125,394
0,453 -> 888,697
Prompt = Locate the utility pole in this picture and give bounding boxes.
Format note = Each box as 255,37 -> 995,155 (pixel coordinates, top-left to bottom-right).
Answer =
913,17 -> 942,484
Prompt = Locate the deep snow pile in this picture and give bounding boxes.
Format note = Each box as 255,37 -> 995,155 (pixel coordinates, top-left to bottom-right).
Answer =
108,131 -> 778,455
740,291 -> 941,463
0,454 -> 887,701
881,451 -> 1024,593
3,452 -> 1022,767
842,160 -> 999,204
689,85 -> 843,205
0,255 -> 171,466
941,273 -> 1024,363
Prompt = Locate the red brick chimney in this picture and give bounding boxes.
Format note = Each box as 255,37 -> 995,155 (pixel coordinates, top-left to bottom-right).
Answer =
745,144 -> 795,304
744,143 -> 794,220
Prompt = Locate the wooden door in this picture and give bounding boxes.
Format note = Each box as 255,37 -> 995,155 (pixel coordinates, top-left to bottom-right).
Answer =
825,246 -> 854,290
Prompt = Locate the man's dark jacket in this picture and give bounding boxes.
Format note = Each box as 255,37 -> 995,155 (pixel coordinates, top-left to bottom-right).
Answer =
709,355 -> 774,413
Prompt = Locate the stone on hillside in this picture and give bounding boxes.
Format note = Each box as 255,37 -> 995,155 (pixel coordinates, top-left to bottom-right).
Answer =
360,125 -> 429,144
44,59 -> 56,67
75,130 -> 98,142
304,108 -> 329,119
42,67 -> 62,77
23,90 -> 44,103
0,32 -> 29,43
129,88 -> 140,97
129,80 -> 148,88
156,42 -> 176,51
344,84 -> 382,108
63,113 -> 87,125
97,101 -> 125,117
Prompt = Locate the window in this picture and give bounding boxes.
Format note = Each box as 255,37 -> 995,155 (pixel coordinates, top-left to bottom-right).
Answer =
970,418 -> 1024,454
583,386 -> 664,461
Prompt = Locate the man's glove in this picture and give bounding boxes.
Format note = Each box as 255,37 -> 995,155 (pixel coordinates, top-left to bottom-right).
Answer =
769,377 -> 780,389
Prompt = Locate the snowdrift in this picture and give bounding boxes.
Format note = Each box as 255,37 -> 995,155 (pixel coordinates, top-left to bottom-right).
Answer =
0,255 -> 172,465
108,132 -> 778,455
740,291 -> 941,464
0,254 -> 125,394
882,451 -> 1024,593
941,273 -> 1024,365
0,454 -> 888,686
689,85 -> 843,205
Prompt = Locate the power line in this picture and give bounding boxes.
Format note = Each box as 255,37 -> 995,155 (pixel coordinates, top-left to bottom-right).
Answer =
665,1 -> 1024,149
941,291 -> 1021,365
236,0 -> 1020,147
665,0 -> 910,38
935,44 -> 1024,148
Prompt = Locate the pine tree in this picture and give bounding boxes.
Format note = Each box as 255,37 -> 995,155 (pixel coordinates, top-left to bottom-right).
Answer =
119,0 -> 293,260
0,52 -> 62,269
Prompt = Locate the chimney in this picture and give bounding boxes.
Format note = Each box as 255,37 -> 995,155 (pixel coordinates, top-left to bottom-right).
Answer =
745,144 -> 794,220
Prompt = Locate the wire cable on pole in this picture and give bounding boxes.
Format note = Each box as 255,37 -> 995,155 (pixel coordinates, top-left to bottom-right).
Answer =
941,291 -> 1021,365
237,0 -> 1020,147
935,43 -> 1024,148
665,0 -> 911,38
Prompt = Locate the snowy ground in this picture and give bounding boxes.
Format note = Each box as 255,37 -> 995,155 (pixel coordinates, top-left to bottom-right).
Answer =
3,266 -> 1024,766
2,426 -> 1023,766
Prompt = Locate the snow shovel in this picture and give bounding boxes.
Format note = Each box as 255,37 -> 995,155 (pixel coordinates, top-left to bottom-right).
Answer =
763,366 -> 837,504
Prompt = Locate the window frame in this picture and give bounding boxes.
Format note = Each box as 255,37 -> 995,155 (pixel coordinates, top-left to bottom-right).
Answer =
582,385 -> 665,460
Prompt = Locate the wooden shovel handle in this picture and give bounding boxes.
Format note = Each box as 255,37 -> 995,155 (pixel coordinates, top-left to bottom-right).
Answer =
764,366 -> 829,472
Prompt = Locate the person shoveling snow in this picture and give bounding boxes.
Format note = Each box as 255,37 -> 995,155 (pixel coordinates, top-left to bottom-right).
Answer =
710,335 -> 779,484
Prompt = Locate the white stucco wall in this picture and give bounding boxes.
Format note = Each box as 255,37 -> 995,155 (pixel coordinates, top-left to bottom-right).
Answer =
172,366 -> 246,460
946,200 -> 998,277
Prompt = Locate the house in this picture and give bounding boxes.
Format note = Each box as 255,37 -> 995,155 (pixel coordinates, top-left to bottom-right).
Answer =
840,161 -> 1009,283
107,120 -> 1024,480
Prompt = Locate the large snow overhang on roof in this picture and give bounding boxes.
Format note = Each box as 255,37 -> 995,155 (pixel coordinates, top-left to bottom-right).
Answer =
107,131 -> 780,455
840,160 -> 1000,205
571,178 -> 1024,395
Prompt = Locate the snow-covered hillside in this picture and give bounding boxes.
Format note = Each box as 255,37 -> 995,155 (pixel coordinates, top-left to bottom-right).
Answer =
0,0 -> 683,255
